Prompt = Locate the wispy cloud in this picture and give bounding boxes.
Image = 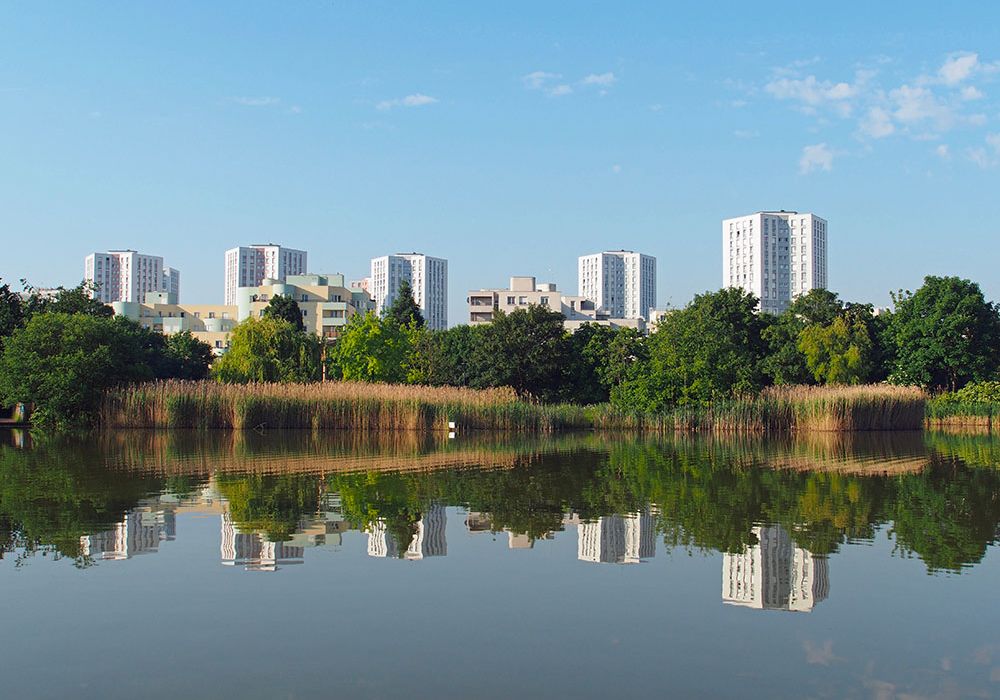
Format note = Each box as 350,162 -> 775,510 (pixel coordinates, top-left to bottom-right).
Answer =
376,93 -> 438,111
799,143 -> 834,174
938,52 -> 980,85
765,74 -> 857,115
935,144 -> 951,159
231,96 -> 281,107
859,107 -> 895,138
581,72 -> 616,87
523,71 -> 561,90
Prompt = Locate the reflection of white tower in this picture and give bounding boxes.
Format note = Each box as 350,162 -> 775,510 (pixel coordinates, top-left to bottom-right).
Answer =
366,505 -> 448,560
80,511 -> 166,560
219,512 -> 304,572
578,512 -> 656,564
722,524 -> 829,612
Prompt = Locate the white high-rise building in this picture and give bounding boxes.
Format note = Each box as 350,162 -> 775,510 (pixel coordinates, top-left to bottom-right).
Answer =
722,211 -> 828,315
577,512 -> 656,564
224,244 -> 307,305
578,250 -> 656,320
370,253 -> 448,330
84,250 -> 169,304
162,267 -> 181,304
722,524 -> 830,612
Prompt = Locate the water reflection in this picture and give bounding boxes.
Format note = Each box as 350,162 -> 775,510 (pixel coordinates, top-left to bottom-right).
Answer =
1,429 -> 998,585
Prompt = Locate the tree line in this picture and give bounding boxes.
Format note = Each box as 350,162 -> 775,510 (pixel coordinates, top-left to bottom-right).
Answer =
3,274 -> 1000,427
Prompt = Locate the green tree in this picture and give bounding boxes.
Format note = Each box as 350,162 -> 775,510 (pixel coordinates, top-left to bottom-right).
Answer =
161,331 -> 215,380
262,294 -> 305,332
612,288 -> 768,411
761,289 -> 844,385
212,317 -> 321,384
35,281 -> 114,317
385,279 -> 425,329
0,314 -> 165,426
798,314 -> 873,384
470,306 -> 567,401
887,276 -> 1000,390
326,312 -> 412,383
561,325 -> 648,404
407,324 -> 488,387
0,278 -> 24,345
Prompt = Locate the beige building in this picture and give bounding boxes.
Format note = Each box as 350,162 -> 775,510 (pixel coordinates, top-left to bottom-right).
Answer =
467,276 -> 645,332
112,292 -> 238,354
236,273 -> 375,340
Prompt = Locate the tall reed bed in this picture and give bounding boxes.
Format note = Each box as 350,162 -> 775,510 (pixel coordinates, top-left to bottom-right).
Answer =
100,381 -> 928,433
925,399 -> 998,430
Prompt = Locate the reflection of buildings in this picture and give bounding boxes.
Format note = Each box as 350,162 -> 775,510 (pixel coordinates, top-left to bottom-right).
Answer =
722,525 -> 830,612
367,505 -> 447,560
219,512 -> 304,572
80,510 -> 175,560
577,512 -> 656,564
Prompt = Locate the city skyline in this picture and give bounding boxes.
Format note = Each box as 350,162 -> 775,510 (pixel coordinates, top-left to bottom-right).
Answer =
4,3 -> 1000,323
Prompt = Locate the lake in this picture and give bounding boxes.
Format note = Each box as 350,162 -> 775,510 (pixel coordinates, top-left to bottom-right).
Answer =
1,429 -> 998,699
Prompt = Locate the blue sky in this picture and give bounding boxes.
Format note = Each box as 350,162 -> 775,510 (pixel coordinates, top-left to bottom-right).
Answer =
2,1 -> 999,322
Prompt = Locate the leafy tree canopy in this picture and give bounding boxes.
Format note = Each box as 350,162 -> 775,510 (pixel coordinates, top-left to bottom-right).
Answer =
385,279 -> 425,329
326,312 -> 413,384
888,276 -> 1000,390
263,294 -> 305,332
212,317 -> 321,384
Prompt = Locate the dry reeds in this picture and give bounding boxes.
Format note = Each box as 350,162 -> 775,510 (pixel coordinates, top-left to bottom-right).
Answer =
99,381 -> 929,433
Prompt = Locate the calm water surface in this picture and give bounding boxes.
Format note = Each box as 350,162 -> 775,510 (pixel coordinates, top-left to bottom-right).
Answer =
1,429 -> 998,699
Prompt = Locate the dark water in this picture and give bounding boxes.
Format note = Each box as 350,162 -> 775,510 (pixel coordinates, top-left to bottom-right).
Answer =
1,429 -> 999,699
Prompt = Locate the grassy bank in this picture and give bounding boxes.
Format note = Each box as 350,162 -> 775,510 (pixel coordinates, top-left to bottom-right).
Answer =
99,381 -> 928,433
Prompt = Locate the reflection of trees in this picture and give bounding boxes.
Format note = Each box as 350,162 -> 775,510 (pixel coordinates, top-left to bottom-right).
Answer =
0,441 -> 170,564
214,474 -> 321,542
2,432 -> 999,573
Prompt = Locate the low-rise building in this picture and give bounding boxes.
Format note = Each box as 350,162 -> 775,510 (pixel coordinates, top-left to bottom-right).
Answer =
111,292 -> 238,354
236,273 -> 375,340
467,276 -> 645,332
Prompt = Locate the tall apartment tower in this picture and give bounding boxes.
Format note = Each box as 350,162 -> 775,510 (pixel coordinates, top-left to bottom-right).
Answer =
162,267 -> 181,304
722,211 -> 828,315
224,244 -> 307,305
578,250 -> 656,320
370,253 -> 448,330
84,250 -> 169,303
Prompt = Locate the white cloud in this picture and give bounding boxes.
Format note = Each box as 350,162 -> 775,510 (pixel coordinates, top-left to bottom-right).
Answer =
581,72 -> 616,87
799,143 -> 834,174
967,147 -> 993,168
935,144 -> 950,159
649,103 -> 664,112
988,132 -> 1000,154
960,85 -> 984,100
860,107 -> 895,138
376,93 -> 438,111
765,75 -> 856,111
548,84 -> 572,97
733,129 -> 759,139
938,52 -> 979,85
611,164 -> 621,174
890,85 -> 954,128
523,71 -> 560,90
232,96 -> 280,107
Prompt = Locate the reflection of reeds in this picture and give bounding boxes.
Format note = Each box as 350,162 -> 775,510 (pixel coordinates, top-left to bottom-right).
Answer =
97,430 -> 608,476
99,381 -> 928,433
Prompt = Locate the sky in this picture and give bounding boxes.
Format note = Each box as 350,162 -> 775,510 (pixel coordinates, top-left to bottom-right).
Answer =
2,1 -> 999,323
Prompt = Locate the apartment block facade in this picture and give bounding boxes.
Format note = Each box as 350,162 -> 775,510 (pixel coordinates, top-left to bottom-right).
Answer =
111,292 -> 238,354
467,276 -> 645,332
722,211 -> 828,315
85,250 -> 172,303
578,250 -> 656,320
224,244 -> 307,305
236,273 -> 375,340
370,253 -> 448,330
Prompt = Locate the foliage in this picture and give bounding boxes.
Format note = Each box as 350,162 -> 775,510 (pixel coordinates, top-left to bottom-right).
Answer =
613,288 -> 768,411
406,324 -> 487,387
0,278 -> 25,344
469,306 -> 568,402
561,324 -> 648,404
761,289 -> 844,385
798,314 -> 873,385
212,317 -> 321,384
888,276 -> 1000,390
384,279 -> 425,329
326,312 -> 413,383
262,294 -> 305,332
161,331 -> 214,380
0,313 -> 173,427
